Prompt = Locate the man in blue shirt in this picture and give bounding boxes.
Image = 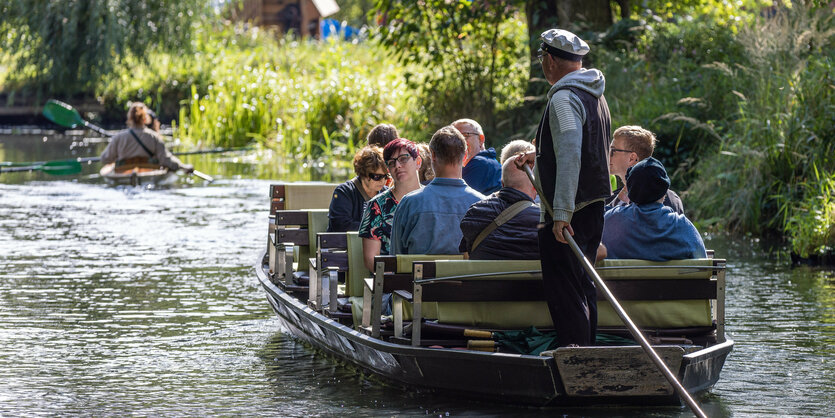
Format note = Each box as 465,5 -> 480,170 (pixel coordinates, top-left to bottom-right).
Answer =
392,126 -> 485,255
454,118 -> 502,195
602,157 -> 706,260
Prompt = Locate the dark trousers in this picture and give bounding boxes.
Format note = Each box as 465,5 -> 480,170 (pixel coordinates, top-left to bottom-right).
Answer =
537,201 -> 604,346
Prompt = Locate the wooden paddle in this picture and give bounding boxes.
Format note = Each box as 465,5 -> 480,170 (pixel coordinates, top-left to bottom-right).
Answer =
519,163 -> 707,418
0,159 -> 83,176
42,99 -> 111,136
41,100 -> 219,182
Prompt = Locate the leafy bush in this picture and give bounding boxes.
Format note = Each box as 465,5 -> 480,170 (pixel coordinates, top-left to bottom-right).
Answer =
372,0 -> 529,141
0,0 -> 209,97
165,24 -> 419,161
684,6 -> 835,255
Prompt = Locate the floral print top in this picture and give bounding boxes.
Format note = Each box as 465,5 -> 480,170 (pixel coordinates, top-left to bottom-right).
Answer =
358,189 -> 400,255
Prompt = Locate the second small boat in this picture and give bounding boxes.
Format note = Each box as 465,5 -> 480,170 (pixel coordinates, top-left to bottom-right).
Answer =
100,163 -> 178,187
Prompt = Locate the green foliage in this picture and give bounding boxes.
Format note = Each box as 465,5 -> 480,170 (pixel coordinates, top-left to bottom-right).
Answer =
331,0 -> 377,28
372,0 -> 528,140
161,24 -> 419,161
785,166 -> 835,257
0,0 -> 209,96
682,6 -> 835,256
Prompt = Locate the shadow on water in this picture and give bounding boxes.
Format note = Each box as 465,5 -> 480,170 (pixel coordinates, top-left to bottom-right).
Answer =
1,133 -> 833,416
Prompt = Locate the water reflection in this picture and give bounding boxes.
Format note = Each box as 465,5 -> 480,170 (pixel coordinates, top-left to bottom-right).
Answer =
1,134 -> 834,415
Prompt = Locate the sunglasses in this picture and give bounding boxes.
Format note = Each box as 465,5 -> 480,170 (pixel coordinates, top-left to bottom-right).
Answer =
367,172 -> 390,181
386,154 -> 414,169
609,147 -> 634,156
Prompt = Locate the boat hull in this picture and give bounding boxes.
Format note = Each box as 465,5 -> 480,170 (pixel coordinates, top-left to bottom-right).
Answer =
100,163 -> 178,186
255,252 -> 733,406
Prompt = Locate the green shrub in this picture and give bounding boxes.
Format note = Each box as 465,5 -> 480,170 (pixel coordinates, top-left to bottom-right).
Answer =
685,6 -> 835,255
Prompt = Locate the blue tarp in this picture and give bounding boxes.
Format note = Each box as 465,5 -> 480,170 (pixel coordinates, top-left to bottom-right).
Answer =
321,19 -> 360,40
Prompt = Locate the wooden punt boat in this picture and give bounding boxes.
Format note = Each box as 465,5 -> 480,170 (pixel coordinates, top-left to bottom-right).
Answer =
255,252 -> 733,406
255,185 -> 734,407
100,163 -> 178,186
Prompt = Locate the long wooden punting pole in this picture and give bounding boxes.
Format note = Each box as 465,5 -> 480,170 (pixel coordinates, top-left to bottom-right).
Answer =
520,163 -> 707,418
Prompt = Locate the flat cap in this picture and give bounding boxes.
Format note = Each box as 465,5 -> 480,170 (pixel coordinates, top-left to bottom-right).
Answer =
540,29 -> 589,62
626,157 -> 670,205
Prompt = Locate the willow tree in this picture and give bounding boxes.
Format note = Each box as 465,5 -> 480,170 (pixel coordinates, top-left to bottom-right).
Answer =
0,0 -> 209,96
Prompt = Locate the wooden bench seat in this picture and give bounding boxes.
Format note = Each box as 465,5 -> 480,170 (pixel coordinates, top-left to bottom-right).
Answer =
308,232 -> 350,321
268,209 -> 328,291
402,258 -> 727,347
358,254 -> 464,338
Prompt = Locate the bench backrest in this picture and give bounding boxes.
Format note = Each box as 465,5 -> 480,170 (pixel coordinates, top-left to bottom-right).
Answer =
272,209 -> 329,273
595,258 -> 725,335
270,182 -> 338,215
412,258 -> 726,337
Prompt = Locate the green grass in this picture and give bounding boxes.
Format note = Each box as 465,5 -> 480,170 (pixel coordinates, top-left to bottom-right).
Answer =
97,24 -> 421,164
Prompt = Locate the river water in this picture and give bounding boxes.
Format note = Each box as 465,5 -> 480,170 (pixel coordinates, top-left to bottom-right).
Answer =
1,133 -> 833,416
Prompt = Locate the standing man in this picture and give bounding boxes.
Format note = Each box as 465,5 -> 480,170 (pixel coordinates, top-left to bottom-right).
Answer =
454,119 -> 502,195
517,29 -> 611,347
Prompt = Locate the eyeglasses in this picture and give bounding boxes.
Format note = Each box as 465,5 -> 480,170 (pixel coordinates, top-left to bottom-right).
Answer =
609,147 -> 634,156
367,172 -> 390,181
460,131 -> 480,138
537,49 -> 549,64
386,153 -> 413,169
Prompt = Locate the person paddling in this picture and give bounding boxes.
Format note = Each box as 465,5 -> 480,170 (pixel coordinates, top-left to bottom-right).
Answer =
100,103 -> 193,173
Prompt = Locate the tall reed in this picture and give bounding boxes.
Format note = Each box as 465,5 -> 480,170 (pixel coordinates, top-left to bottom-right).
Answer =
686,6 -> 835,255
170,25 -> 418,162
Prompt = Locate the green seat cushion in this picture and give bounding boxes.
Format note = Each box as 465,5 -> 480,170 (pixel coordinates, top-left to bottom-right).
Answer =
396,254 -> 464,273
432,259 -> 541,279
346,232 -> 368,297
598,300 -> 713,328
296,209 -> 329,272
596,258 -> 715,279
284,183 -> 339,210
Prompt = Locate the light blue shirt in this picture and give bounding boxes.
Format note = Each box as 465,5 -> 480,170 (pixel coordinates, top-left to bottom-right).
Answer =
391,177 -> 485,255
602,202 -> 706,261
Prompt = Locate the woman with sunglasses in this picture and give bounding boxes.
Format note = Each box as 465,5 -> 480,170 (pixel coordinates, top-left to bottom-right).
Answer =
358,138 -> 422,271
327,145 -> 389,232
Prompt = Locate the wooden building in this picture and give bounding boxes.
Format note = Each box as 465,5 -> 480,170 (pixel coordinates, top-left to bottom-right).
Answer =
235,0 -> 340,38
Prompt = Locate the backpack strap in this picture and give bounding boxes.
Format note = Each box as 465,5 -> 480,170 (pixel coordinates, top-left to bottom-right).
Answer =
128,129 -> 155,158
471,200 -> 534,253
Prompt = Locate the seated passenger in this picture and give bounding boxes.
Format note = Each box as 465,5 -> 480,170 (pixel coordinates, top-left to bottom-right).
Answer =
602,157 -> 706,261
391,126 -> 485,254
459,155 -> 540,260
607,125 -> 684,214
366,123 -> 399,148
499,139 -> 535,164
358,138 -> 423,271
327,146 -> 389,232
453,118 -> 501,195
416,142 -> 435,185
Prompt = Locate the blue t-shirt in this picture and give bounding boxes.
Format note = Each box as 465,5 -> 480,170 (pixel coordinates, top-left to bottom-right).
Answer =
462,148 -> 501,195
602,202 -> 706,261
391,178 -> 485,255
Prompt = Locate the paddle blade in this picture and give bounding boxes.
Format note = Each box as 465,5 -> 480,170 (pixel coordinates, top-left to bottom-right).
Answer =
40,160 -> 83,176
43,99 -> 84,128
191,170 -> 214,183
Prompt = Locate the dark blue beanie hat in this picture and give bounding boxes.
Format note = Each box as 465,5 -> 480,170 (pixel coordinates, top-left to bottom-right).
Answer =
626,157 -> 670,205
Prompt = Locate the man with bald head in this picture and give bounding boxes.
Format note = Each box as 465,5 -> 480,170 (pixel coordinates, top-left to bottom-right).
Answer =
458,155 -> 540,260
453,118 -> 502,195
